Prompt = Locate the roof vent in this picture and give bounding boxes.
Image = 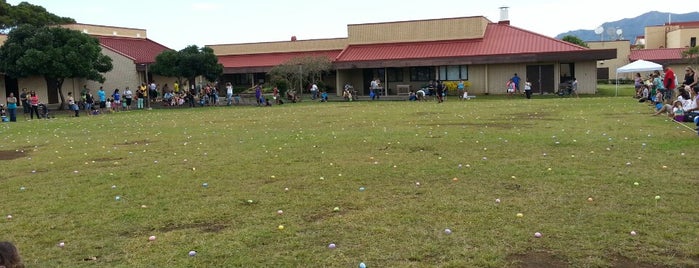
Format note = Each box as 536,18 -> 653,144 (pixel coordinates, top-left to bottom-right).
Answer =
498,6 -> 510,25
291,36 -> 297,41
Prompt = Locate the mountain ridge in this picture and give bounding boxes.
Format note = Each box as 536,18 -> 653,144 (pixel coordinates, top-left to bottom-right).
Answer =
555,11 -> 699,42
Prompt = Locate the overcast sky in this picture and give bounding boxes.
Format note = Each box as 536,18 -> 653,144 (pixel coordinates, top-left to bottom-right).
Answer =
8,0 -> 691,50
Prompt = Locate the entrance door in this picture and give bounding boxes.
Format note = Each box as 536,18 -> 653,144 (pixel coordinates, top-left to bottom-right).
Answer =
4,75 -> 19,98
526,65 -> 555,94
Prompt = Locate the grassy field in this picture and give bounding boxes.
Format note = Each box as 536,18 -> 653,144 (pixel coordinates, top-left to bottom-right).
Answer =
1,88 -> 698,267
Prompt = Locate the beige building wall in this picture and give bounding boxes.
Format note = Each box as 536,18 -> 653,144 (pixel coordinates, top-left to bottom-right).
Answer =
17,76 -> 48,102
666,28 -> 699,48
574,61 -> 598,94
336,69 -> 364,96
645,25 -> 669,49
80,47 -> 141,95
209,38 -> 348,56
588,40 -> 631,79
61,23 -> 147,39
348,16 -> 489,45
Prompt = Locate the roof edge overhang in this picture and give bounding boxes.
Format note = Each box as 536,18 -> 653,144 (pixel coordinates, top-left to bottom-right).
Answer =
224,66 -> 273,74
333,49 -> 617,69
333,48 -> 616,70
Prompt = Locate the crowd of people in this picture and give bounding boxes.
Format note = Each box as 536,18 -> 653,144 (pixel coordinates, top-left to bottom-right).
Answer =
637,66 -> 699,132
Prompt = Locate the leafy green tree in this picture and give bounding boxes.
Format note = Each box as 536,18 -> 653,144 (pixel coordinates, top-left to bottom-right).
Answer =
0,25 -> 113,108
269,56 -> 332,95
682,46 -> 699,67
0,1 -> 75,33
561,35 -> 589,48
150,45 -> 223,88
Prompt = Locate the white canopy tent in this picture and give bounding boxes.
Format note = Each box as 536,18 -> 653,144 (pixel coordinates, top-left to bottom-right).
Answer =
615,59 -> 663,96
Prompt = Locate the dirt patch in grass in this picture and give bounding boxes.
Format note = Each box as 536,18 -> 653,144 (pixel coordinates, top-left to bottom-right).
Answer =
116,139 -> 155,146
508,252 -> 568,268
610,255 -> 671,268
504,113 -> 563,121
0,149 -> 27,160
92,157 -> 124,162
158,221 -> 228,233
422,122 -> 532,129
303,210 -> 349,223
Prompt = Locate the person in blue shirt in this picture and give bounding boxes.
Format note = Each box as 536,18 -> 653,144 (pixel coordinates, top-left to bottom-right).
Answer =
320,91 -> 328,102
97,86 -> 106,111
511,73 -> 521,94
112,89 -> 121,112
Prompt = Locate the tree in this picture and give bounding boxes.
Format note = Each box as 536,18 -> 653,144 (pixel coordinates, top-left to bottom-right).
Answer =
150,45 -> 223,88
0,25 -> 113,108
561,35 -> 589,48
0,1 -> 75,33
682,46 -> 699,67
268,56 -> 332,95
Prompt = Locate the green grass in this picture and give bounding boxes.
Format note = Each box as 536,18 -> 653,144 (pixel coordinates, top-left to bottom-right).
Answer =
1,90 -> 698,267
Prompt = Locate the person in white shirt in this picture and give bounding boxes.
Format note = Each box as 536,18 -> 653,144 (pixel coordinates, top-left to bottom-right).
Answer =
226,82 -> 234,106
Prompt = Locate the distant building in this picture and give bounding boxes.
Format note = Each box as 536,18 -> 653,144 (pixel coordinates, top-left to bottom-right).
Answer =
590,21 -> 699,81
211,15 -> 615,96
0,23 -> 173,105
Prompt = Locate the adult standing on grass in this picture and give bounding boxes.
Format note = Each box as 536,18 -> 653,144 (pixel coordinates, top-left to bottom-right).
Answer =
138,83 -> 147,109
124,87 -> 133,110
524,79 -> 532,99
255,84 -> 262,106
226,82 -> 234,106
84,89 -> 94,115
97,86 -> 106,112
28,91 -> 40,120
0,241 -> 24,268
112,89 -> 121,112
19,88 -> 29,117
435,80 -> 444,103
663,66 -> 676,103
149,82 -> 157,103
6,92 -> 17,122
80,85 -> 88,109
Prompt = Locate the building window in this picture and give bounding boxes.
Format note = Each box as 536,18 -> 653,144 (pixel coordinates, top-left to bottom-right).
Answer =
410,67 -> 435,81
691,37 -> 696,48
386,68 -> 403,82
438,65 -> 468,81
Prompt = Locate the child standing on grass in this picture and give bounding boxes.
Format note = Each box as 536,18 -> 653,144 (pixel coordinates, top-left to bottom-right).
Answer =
105,98 -> 113,113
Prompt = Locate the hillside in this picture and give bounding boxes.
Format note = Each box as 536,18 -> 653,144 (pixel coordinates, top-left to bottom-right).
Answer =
555,11 -> 699,42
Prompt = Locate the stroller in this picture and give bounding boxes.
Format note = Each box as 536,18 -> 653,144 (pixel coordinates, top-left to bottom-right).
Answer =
38,103 -> 50,119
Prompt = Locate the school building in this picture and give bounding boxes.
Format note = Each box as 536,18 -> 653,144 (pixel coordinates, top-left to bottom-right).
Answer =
0,23 -> 173,105
210,12 -> 616,96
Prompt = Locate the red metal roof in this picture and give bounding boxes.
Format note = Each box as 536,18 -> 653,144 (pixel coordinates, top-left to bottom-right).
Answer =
98,36 -> 171,64
335,23 -> 588,62
629,48 -> 685,61
218,50 -> 343,69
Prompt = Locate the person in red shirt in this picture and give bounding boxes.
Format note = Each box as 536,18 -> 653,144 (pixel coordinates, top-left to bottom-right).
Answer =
663,66 -> 676,103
